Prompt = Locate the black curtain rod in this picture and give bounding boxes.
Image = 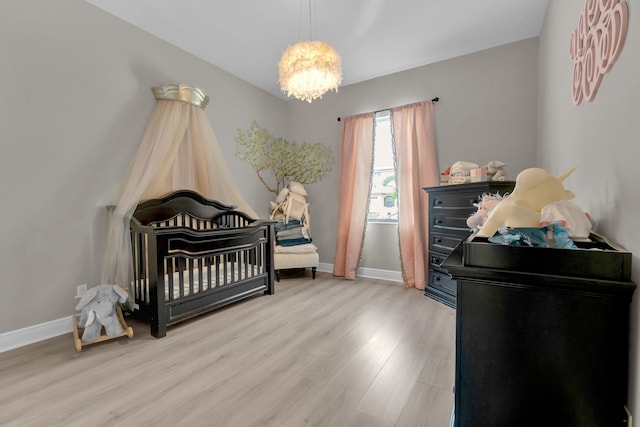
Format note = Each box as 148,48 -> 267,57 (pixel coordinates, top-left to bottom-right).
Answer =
337,97 -> 439,122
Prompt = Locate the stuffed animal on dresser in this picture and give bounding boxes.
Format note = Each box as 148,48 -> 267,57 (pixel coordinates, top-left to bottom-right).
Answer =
485,161 -> 508,181
477,167 -> 577,237
75,284 -> 128,342
467,193 -> 505,229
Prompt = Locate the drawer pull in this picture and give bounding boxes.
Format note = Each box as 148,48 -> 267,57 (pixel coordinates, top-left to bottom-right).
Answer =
434,218 -> 443,225
434,237 -> 442,243
434,199 -> 443,206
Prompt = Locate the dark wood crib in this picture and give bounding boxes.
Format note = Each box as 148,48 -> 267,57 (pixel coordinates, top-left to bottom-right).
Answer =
129,190 -> 275,337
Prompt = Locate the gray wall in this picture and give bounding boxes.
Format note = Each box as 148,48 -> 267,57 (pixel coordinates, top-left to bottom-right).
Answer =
0,0 -> 287,333
286,38 -> 539,272
0,0 -> 541,335
538,0 -> 640,417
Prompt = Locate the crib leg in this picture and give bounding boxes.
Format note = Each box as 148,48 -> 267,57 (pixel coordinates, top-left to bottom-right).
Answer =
150,316 -> 167,338
312,267 -> 316,279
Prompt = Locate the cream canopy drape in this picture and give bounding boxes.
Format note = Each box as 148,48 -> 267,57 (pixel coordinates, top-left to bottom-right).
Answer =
101,84 -> 258,306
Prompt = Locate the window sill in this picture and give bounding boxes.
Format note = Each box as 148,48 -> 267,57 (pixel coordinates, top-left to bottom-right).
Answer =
367,220 -> 398,225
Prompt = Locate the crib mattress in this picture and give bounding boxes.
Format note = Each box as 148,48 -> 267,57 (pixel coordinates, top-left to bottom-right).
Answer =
135,262 -> 265,301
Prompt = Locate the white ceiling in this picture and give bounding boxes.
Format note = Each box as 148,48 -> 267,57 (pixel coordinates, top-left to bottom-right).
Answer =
86,0 -> 549,100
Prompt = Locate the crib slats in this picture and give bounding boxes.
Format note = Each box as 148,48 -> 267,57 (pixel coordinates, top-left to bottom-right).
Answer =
151,239 -> 270,301
131,210 -> 273,328
223,255 -> 229,286
166,257 -> 174,301
130,230 -> 151,304
196,258 -> 203,293
188,258 -> 194,296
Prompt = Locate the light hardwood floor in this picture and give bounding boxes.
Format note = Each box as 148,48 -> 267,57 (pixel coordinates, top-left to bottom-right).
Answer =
0,272 -> 456,427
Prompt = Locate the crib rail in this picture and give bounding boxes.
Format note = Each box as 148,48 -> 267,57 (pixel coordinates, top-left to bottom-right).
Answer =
132,190 -> 235,226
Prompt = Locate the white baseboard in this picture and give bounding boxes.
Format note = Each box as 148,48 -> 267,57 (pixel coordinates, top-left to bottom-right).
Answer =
0,316 -> 73,353
317,262 -> 334,273
317,262 -> 403,282
356,267 -> 403,282
2,265 -> 402,353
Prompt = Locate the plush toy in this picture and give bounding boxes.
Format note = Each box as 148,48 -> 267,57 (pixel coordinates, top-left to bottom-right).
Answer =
540,200 -> 592,239
477,167 -> 576,237
466,193 -> 505,229
75,284 -> 128,342
485,161 -> 507,181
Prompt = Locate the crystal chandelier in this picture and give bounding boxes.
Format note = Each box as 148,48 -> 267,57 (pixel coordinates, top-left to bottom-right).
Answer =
278,1 -> 342,103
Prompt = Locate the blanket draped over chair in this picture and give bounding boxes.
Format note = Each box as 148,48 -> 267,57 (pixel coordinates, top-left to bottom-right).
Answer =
270,182 -> 319,279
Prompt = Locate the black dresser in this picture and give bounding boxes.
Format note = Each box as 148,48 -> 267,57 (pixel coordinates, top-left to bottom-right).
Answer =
423,181 -> 515,308
444,237 -> 635,426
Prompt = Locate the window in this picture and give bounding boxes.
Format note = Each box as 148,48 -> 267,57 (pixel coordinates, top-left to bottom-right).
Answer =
368,111 -> 397,223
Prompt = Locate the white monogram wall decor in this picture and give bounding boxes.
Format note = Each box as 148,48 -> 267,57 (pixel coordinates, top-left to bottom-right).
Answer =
569,0 -> 629,105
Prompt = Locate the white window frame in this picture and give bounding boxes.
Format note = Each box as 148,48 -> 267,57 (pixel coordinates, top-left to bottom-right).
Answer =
367,111 -> 398,224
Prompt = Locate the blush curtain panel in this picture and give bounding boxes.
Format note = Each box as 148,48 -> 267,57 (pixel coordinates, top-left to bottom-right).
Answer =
333,100 -> 438,290
391,100 -> 439,289
332,113 -> 375,280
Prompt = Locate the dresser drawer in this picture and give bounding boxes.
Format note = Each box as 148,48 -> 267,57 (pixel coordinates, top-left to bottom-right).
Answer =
429,182 -> 515,209
429,269 -> 457,294
431,233 -> 465,254
431,192 -> 481,210
431,215 -> 474,235
429,251 -> 448,268
430,249 -> 463,269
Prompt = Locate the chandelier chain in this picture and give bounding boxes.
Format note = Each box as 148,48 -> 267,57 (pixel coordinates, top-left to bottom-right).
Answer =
298,0 -> 316,41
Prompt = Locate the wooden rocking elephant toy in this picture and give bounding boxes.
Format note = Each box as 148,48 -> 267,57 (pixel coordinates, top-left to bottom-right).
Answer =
75,284 -> 128,342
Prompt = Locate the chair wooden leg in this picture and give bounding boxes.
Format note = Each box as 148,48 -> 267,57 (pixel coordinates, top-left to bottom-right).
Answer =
312,267 -> 316,279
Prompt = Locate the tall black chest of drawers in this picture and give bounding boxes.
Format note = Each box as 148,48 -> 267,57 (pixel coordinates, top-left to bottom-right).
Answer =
423,181 -> 514,308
